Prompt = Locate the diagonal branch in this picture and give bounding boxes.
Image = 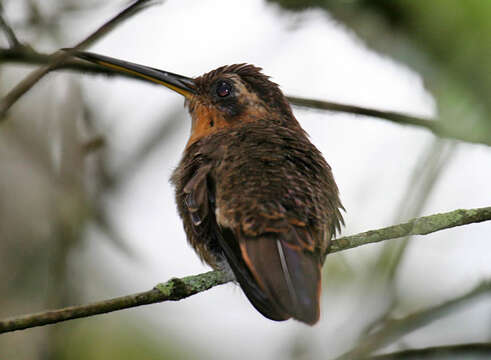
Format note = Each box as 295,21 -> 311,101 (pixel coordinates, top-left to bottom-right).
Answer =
0,8 -> 21,48
0,205 -> 489,334
0,0 -> 160,120
5,46 -> 490,147
0,47 -> 436,135
335,281 -> 491,359
367,343 -> 491,360
4,45 -> 491,147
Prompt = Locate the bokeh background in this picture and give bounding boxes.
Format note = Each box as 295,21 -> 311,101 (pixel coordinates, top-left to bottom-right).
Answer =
1,0 -> 490,359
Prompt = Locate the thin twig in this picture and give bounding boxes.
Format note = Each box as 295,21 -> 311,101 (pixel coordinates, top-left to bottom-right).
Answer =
2,45 -> 491,146
359,139 -> 456,337
382,140 -> 457,280
0,7 -> 21,48
287,96 -> 437,132
367,343 -> 491,359
112,107 -> 184,183
82,135 -> 106,154
0,47 -> 437,136
335,281 -> 491,359
348,140 -> 449,339
0,47 -> 125,73
0,206 -> 489,334
0,0 -> 159,120
4,45 -> 491,147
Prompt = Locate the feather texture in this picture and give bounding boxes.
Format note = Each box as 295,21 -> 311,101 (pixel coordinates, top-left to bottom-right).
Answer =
170,62 -> 343,324
171,119 -> 343,324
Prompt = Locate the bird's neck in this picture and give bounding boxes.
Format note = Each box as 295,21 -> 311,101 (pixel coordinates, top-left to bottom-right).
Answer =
185,104 -> 271,149
186,105 -> 229,148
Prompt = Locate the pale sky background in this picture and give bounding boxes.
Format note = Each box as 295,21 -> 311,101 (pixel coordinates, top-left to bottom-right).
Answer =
4,0 -> 491,358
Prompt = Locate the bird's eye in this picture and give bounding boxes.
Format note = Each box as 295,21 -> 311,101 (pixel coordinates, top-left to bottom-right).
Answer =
216,81 -> 232,97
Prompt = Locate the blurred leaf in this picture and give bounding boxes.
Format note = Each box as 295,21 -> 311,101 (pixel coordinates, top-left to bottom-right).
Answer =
59,318 -> 201,360
268,0 -> 491,144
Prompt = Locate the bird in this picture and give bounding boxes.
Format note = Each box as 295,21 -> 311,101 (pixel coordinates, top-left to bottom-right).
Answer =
70,50 -> 344,325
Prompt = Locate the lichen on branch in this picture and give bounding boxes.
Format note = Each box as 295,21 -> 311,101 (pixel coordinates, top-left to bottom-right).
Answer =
0,206 -> 489,334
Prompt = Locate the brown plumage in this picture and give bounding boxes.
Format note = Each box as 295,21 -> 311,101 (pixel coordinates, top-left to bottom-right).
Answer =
69,51 -> 344,325
171,64 -> 344,325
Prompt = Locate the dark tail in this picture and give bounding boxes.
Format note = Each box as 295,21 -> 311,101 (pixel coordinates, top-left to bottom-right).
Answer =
240,234 -> 321,325
218,226 -> 321,325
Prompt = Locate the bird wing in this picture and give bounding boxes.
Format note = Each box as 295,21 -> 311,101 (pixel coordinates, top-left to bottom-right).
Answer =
182,165 -> 292,321
180,148 -> 328,325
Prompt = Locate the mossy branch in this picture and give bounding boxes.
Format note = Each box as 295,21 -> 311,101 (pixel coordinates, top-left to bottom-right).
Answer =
0,271 -> 233,334
0,206 -> 489,334
329,206 -> 491,254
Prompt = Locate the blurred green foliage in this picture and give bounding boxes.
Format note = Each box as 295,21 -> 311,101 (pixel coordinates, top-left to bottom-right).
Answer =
59,319 -> 196,360
268,0 -> 491,144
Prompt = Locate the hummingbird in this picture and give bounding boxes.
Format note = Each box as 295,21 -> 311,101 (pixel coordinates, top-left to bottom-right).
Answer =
70,51 -> 344,325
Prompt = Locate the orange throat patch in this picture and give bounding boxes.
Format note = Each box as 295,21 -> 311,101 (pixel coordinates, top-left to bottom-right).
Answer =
185,88 -> 272,148
186,104 -> 230,148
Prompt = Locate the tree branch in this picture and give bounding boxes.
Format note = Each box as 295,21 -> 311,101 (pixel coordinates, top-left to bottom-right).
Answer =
0,47 -> 130,75
0,0 -> 159,120
0,47 -> 437,136
4,46 -> 491,147
6,45 -> 490,147
335,280 -> 491,359
82,135 -> 106,154
287,96 -> 436,132
0,271 -> 232,334
287,98 -> 491,146
367,343 -> 491,359
0,8 -> 21,48
329,206 -> 491,254
0,206 -> 489,334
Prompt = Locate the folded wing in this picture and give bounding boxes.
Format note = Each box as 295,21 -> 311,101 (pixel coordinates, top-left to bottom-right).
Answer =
182,165 -> 324,325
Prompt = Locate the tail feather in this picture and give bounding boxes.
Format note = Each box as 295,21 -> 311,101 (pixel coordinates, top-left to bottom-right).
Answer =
241,233 -> 321,325
218,227 -> 290,321
279,240 -> 321,323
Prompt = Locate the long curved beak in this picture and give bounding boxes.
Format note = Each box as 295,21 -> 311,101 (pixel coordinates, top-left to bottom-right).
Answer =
66,50 -> 196,98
